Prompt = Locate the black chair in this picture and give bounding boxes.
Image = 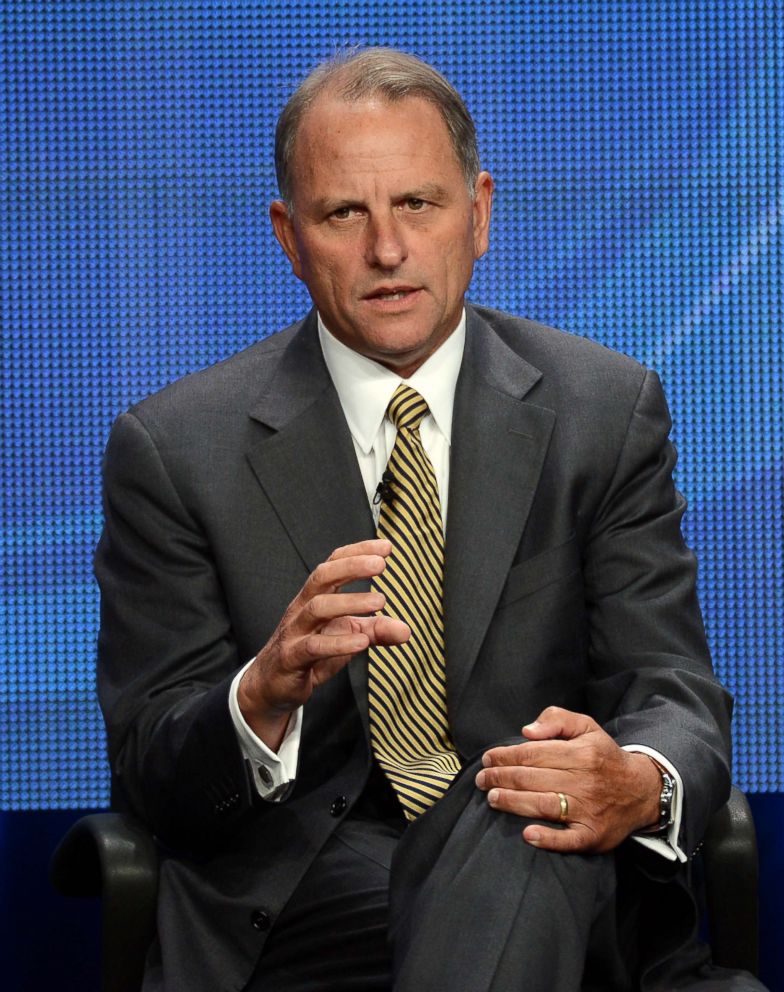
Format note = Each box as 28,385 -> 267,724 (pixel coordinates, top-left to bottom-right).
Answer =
50,787 -> 759,992
701,788 -> 760,975
51,813 -> 159,992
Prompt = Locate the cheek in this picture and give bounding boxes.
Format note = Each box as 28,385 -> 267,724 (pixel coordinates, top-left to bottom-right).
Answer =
301,253 -> 342,301
319,248 -> 356,292
438,237 -> 474,294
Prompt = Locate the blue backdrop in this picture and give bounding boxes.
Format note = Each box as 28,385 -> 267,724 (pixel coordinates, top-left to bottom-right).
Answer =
2,0 -> 782,811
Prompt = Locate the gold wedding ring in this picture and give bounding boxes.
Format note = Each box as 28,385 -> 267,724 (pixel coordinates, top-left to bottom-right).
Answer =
557,792 -> 569,822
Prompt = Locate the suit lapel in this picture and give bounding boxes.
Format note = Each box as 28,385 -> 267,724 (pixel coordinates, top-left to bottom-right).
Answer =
444,308 -> 555,717
242,309 -> 556,735
245,314 -> 375,725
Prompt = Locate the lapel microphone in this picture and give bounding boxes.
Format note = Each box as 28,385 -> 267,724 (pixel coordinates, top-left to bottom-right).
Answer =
373,470 -> 395,505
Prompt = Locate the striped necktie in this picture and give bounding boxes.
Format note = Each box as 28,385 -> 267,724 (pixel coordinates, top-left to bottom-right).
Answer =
368,384 -> 462,820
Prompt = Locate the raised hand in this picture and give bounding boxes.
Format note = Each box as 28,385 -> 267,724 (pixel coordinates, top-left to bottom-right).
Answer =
238,539 -> 409,749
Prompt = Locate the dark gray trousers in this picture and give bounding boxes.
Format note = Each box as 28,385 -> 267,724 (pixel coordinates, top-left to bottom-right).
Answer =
389,757 -> 630,992
250,755 -> 766,992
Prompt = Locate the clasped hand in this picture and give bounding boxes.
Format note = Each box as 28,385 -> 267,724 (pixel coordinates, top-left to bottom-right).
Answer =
239,539 -> 409,749
475,707 -> 662,853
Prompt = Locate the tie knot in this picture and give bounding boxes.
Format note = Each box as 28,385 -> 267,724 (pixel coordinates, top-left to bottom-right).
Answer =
387,384 -> 429,432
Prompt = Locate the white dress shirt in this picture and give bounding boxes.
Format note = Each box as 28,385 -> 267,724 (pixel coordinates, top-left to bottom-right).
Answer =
228,310 -> 686,861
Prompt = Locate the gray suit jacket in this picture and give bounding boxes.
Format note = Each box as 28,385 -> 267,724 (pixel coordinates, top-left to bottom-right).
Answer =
96,305 -> 732,990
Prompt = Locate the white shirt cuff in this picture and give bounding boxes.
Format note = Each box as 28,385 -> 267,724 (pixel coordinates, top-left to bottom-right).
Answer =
228,658 -> 303,799
622,744 -> 687,863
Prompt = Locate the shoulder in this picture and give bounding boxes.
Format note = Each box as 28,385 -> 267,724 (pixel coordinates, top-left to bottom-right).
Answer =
110,315 -> 321,453
467,303 -> 651,412
469,304 -> 644,380
129,318 -> 304,423
101,315 -> 319,501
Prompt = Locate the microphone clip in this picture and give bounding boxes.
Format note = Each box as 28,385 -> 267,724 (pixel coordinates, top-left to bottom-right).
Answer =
373,470 -> 395,505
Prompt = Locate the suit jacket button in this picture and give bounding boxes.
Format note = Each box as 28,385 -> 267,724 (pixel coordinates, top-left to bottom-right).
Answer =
250,909 -> 271,931
330,795 -> 348,817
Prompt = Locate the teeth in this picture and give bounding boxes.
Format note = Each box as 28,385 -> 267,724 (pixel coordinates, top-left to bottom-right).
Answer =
378,291 -> 407,300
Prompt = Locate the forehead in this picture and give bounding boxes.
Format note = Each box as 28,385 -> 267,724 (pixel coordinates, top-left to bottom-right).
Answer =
289,93 -> 464,198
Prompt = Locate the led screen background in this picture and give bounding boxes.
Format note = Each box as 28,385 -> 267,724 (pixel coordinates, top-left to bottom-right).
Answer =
2,1 -> 782,808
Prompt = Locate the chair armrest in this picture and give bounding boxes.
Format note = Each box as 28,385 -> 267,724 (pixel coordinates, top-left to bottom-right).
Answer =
50,813 -> 159,992
702,787 -> 759,975
50,812 -> 158,899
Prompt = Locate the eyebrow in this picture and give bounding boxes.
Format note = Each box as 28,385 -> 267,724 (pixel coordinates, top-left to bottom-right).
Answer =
401,182 -> 451,201
311,182 -> 453,215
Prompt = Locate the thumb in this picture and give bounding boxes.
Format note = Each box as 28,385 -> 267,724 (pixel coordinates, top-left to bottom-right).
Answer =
522,706 -> 596,741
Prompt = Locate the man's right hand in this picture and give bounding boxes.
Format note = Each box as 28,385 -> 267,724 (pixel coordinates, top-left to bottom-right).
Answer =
238,539 -> 409,750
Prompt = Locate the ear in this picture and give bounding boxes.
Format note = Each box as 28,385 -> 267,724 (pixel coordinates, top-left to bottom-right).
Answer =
269,200 -> 303,279
471,171 -> 494,260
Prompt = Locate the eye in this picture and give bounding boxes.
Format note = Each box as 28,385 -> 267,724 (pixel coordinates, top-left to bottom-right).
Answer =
406,197 -> 426,211
332,206 -> 352,220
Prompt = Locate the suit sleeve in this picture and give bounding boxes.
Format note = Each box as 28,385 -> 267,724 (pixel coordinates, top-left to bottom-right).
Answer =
96,411 -> 260,852
582,370 -> 733,860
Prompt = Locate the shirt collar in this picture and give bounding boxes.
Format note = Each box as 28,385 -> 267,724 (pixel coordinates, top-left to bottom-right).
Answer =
318,311 -> 466,454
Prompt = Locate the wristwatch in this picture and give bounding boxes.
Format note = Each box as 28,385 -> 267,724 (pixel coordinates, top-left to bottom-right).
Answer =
649,766 -> 675,835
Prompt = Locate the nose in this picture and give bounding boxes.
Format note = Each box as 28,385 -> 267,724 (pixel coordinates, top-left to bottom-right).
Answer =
364,212 -> 408,269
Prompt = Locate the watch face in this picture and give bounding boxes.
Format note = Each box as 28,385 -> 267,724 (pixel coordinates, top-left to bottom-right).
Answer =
659,771 -> 675,826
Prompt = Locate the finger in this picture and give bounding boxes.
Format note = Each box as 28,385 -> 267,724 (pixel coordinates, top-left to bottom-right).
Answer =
481,741 -> 527,768
303,628 -> 371,661
482,738 -> 577,768
476,764 -> 571,795
486,738 -> 607,777
522,822 -> 596,853
326,539 -> 393,562
522,706 -> 598,741
305,615 -> 410,684
289,610 -> 410,668
309,615 -> 410,660
355,614 -> 410,646
484,786 -> 568,824
310,654 -> 356,686
299,553 -> 389,602
303,590 -> 386,627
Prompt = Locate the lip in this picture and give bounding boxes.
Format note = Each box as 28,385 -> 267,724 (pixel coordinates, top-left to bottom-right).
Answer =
363,284 -> 421,299
362,286 -> 423,310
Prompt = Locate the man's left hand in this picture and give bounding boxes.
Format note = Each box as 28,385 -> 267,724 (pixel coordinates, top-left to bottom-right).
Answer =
475,706 -> 662,853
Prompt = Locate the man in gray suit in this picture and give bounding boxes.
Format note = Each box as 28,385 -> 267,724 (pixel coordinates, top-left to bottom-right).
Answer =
96,48 -> 760,990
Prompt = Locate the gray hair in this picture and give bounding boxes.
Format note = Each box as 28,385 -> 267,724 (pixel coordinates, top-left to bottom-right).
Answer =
275,47 -> 481,205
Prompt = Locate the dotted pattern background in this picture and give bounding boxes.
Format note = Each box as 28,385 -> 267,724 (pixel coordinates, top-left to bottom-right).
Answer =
2,1 -> 781,808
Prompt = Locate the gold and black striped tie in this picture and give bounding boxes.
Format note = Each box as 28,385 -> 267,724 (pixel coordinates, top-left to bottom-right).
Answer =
368,384 -> 462,821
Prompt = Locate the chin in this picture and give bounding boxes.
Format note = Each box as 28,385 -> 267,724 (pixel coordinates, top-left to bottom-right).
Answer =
372,333 -> 430,357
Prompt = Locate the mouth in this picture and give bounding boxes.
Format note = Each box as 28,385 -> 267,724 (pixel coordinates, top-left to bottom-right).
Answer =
363,285 -> 422,304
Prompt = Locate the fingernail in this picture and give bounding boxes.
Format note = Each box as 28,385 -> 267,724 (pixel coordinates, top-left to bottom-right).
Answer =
481,753 -> 492,767
523,721 -> 538,733
488,789 -> 499,806
475,770 -> 485,788
527,829 -> 541,845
